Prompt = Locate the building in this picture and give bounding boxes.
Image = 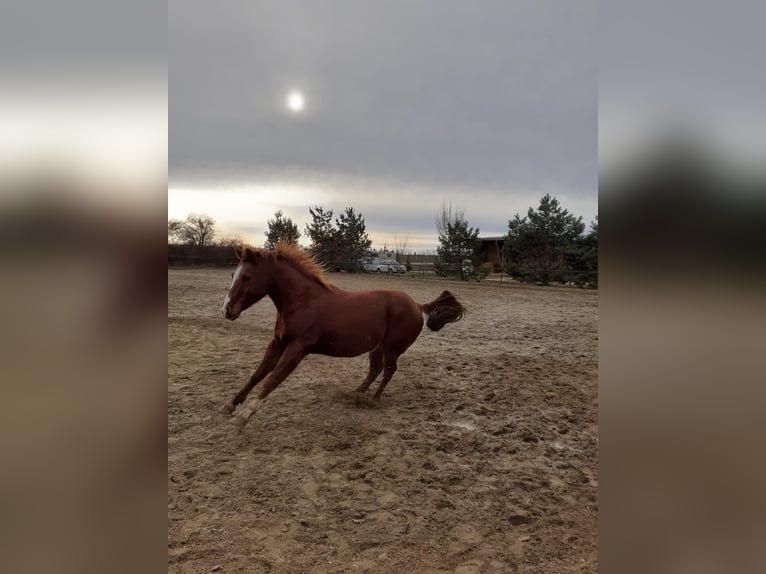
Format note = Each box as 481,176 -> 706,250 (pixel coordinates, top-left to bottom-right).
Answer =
479,236 -> 505,270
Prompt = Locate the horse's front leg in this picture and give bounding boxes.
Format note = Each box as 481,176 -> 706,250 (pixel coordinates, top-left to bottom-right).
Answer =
232,343 -> 306,429
220,338 -> 283,414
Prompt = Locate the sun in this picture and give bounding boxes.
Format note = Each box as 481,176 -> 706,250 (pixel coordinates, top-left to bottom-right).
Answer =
286,91 -> 305,113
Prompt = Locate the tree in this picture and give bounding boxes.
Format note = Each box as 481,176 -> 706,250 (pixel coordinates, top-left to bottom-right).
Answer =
264,210 -> 301,249
395,234 -> 412,270
304,206 -> 372,272
503,194 -> 586,285
565,216 -> 598,288
394,234 -> 409,261
168,219 -> 183,243
215,235 -> 243,248
168,213 -> 216,247
305,206 -> 338,268
435,201 -> 481,280
335,207 -> 372,272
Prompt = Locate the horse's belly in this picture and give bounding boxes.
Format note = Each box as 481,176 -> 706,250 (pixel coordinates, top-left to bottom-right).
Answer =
314,329 -> 383,357
310,311 -> 385,357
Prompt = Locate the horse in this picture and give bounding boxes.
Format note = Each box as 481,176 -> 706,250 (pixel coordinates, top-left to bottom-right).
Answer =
220,243 -> 466,429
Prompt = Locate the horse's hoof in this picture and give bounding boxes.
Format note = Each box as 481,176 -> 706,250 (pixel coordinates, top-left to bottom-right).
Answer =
231,415 -> 248,430
220,402 -> 236,415
354,393 -> 378,408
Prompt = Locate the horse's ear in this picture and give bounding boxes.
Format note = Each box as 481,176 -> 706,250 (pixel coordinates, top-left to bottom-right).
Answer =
233,245 -> 243,262
243,248 -> 260,263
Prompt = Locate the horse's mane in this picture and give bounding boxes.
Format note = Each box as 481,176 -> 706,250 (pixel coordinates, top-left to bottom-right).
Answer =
240,243 -> 328,286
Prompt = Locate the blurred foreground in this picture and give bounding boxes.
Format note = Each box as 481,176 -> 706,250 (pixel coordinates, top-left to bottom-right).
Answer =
600,135 -> 766,573
0,1 -> 166,571
0,171 -> 167,574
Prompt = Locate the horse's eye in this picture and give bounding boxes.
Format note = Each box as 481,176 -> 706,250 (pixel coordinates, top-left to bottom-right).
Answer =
242,275 -> 251,281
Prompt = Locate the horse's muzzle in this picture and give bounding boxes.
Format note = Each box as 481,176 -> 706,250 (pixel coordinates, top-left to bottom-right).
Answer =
222,306 -> 238,320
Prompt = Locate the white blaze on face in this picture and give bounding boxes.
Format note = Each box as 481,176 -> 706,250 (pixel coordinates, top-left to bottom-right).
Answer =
222,264 -> 243,317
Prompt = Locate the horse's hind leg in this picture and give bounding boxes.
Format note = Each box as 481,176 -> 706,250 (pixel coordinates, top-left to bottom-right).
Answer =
372,353 -> 399,401
220,338 -> 283,414
354,346 -> 384,393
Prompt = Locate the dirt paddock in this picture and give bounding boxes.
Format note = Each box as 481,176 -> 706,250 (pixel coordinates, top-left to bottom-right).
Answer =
168,269 -> 598,573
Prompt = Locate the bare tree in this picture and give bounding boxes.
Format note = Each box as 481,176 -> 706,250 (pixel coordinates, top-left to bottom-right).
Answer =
394,234 -> 409,262
215,235 -> 243,248
168,213 -> 216,247
168,219 -> 184,243
435,201 -> 466,238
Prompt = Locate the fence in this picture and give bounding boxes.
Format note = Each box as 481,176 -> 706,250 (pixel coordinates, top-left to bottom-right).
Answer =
168,244 -> 239,267
168,244 -> 596,287
168,245 -> 441,269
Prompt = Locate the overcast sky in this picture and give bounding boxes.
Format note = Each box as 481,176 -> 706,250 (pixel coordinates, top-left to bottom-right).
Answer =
599,1 -> 766,172
169,0 -> 597,251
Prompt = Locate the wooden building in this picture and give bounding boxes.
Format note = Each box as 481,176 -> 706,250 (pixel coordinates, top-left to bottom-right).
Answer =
479,236 -> 506,270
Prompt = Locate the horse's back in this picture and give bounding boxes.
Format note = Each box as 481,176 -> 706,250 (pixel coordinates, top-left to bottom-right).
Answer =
308,288 -> 423,357
344,288 -> 421,320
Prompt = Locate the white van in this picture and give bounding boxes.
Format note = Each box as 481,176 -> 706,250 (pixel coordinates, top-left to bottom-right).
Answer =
363,258 -> 405,274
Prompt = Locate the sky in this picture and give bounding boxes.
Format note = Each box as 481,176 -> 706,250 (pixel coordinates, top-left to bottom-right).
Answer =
169,0 -> 598,251
599,1 -> 766,173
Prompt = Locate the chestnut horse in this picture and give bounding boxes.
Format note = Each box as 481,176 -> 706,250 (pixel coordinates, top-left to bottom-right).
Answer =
220,243 -> 465,428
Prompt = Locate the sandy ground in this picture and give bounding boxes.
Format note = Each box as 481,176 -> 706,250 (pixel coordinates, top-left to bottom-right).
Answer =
168,269 -> 598,573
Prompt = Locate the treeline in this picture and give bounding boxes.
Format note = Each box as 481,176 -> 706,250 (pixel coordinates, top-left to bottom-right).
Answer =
503,194 -> 597,288
169,194 -> 598,288
433,195 -> 597,288
168,207 -> 374,272
258,206 -> 374,272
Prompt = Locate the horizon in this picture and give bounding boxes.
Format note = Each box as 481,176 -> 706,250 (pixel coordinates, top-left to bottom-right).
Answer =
168,185 -> 596,253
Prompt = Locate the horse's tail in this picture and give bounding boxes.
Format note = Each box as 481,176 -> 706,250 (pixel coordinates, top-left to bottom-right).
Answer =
420,290 -> 465,331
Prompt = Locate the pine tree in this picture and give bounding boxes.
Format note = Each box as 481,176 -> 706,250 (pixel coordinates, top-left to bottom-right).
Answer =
503,194 -> 586,285
304,206 -> 338,268
335,207 -> 372,272
435,202 -> 481,280
565,216 -> 598,287
264,210 -> 301,249
304,206 -> 372,272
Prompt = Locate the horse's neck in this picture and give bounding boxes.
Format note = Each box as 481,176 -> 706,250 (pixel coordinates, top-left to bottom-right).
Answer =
268,263 -> 324,313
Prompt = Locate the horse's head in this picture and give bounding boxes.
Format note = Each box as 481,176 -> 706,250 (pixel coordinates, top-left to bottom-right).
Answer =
221,248 -> 271,320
